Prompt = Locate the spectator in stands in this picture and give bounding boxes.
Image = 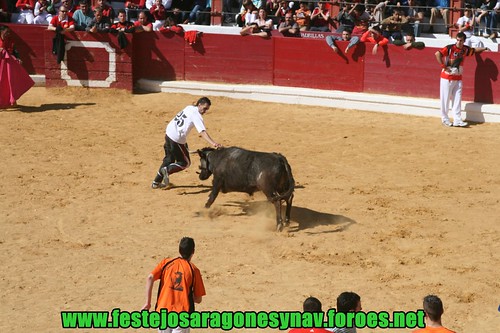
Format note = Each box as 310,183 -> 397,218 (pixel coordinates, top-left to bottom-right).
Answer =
289,297 -> 331,333
325,291 -> 362,333
372,0 -> 390,23
350,3 -> 372,35
222,0 -> 240,24
457,6 -> 484,47
87,6 -> 111,32
134,10 -> 153,31
94,0 -> 114,22
294,1 -> 310,31
72,0 -> 94,31
361,24 -> 389,55
48,4 -> 75,32
60,0 -> 75,16
16,0 -> 36,24
413,295 -> 456,333
279,12 -> 300,36
34,0 -> 52,24
0,0 -> 9,23
381,8 -> 408,41
476,0 -> 499,38
240,7 -> 272,37
150,0 -> 166,30
393,31 -> 425,48
236,0 -> 257,27
404,0 -> 425,37
310,1 -> 331,32
274,0 -> 289,22
111,8 -> 134,31
171,0 -> 192,24
126,0 -> 145,22
188,0 -> 209,24
160,15 -> 184,33
335,2 -> 354,33
326,27 -> 360,54
429,0 -> 450,33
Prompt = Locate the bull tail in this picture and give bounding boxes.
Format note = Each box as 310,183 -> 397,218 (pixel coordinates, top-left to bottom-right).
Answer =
272,155 -> 295,202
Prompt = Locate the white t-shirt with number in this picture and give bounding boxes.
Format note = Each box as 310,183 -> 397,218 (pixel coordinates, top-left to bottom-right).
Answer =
166,105 -> 206,144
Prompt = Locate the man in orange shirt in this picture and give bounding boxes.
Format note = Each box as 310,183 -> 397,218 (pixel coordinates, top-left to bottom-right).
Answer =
142,237 -> 206,333
413,295 -> 455,333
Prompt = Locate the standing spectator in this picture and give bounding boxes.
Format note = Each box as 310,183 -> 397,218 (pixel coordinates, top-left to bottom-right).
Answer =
429,0 -> 450,33
278,11 -> 300,36
151,97 -> 221,189
457,6 -> 483,47
34,0 -> 53,24
0,25 -> 35,108
404,0 -> 425,37
413,295 -> 456,333
361,24 -> 389,55
294,1 -> 310,31
72,0 -> 94,31
134,10 -> 153,31
381,8 -> 408,41
393,31 -> 425,48
434,32 -> 489,127
326,291 -> 362,333
16,0 -> 36,24
289,297 -> 331,333
274,0 -> 289,22
150,0 -> 166,30
141,237 -> 206,333
310,1 -> 331,32
86,6 -> 111,32
349,3 -> 372,35
326,27 -> 360,54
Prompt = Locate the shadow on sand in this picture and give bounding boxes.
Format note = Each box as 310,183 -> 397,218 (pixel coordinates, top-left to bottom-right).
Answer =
12,103 -> 96,113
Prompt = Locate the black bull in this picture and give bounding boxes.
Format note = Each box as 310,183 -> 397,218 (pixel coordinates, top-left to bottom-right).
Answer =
197,147 -> 295,231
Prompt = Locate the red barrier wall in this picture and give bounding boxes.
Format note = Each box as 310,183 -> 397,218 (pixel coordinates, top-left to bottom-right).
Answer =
5,24 -> 500,104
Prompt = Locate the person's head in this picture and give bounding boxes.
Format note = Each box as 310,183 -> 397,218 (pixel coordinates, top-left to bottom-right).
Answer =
138,11 -> 149,24
405,31 -> 415,43
179,237 -> 195,260
336,292 -> 362,313
196,97 -> 211,114
79,0 -> 88,12
353,4 -> 365,15
0,25 -> 11,40
117,9 -> 126,21
369,24 -> 381,37
59,5 -> 69,18
422,295 -> 444,322
285,12 -> 293,22
258,8 -> 267,18
456,32 -> 466,48
243,0 -> 255,9
94,6 -> 103,20
318,1 -> 325,8
299,2 -> 307,10
155,0 -> 161,6
62,0 -> 72,8
342,27 -> 352,40
303,297 -> 322,312
392,8 -> 403,19
464,7 -> 472,17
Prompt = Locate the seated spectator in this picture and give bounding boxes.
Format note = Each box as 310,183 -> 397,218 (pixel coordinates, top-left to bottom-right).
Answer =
34,0 -> 53,24
360,24 -> 389,55
392,31 -> 425,48
349,3 -> 372,35
413,295 -> 455,333
48,4 -> 75,32
160,15 -> 184,33
476,0 -> 498,38
457,6 -> 484,47
294,1 -> 311,31
237,0 -> 258,27
289,297 -> 331,333
404,0 -> 425,37
335,2 -> 354,33
16,0 -> 36,24
0,0 -> 9,23
240,7 -> 273,37
188,0 -> 210,24
87,6 -> 111,32
171,0 -> 192,24
111,8 -> 134,31
72,0 -> 94,31
429,0 -> 450,33
150,0 -> 166,30
310,1 -> 331,32
279,12 -> 300,36
381,8 -> 408,42
326,27 -> 360,54
93,0 -> 114,22
134,10 -> 153,31
325,291 -> 362,333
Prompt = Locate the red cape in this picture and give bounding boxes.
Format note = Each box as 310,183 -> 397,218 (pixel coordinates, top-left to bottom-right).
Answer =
0,49 -> 35,108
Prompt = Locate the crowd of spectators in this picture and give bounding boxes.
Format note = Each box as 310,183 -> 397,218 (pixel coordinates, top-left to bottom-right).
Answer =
1,0 -> 499,40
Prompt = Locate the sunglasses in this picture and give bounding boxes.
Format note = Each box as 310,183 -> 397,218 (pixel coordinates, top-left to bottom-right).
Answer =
60,10 -> 68,12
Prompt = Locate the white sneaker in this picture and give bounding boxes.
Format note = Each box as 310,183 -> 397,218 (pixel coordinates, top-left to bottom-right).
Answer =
453,120 -> 468,127
160,167 -> 169,186
151,182 -> 166,189
442,119 -> 453,127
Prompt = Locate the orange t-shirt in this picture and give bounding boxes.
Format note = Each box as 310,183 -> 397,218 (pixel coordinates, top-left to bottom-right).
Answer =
152,257 -> 206,313
414,326 -> 456,333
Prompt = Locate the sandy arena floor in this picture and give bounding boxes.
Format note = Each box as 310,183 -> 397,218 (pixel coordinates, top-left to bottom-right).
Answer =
1,87 -> 499,332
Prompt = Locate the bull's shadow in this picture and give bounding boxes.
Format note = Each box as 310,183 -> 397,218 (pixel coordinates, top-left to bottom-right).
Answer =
222,200 -> 356,234
13,103 -> 96,113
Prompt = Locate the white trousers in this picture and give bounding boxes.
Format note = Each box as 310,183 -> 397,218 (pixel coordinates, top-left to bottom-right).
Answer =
440,78 -> 462,122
